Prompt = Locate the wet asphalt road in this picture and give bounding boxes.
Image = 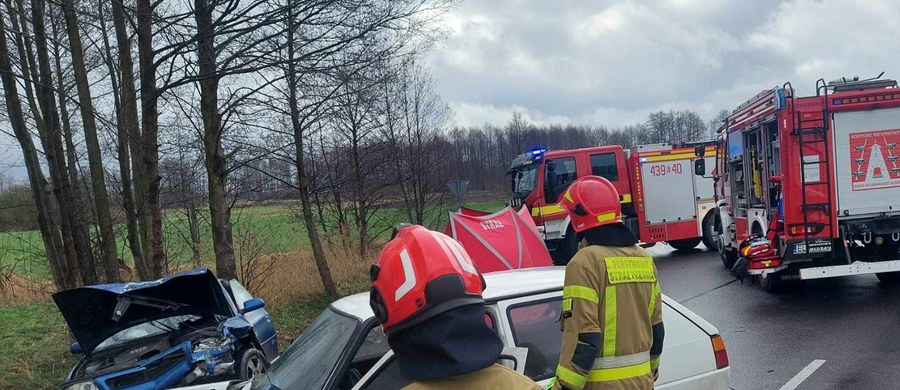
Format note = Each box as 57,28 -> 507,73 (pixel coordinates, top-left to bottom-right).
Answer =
650,244 -> 900,390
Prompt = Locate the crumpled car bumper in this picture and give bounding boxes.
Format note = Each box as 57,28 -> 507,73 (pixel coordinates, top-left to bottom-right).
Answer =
70,340 -> 235,390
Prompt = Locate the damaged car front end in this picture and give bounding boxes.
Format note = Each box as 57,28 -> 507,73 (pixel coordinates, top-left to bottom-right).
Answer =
55,268 -> 276,390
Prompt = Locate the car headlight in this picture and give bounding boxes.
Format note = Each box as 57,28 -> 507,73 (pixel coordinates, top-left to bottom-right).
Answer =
62,380 -> 99,390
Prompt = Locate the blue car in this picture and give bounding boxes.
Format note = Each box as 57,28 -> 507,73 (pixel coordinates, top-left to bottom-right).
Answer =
53,268 -> 278,390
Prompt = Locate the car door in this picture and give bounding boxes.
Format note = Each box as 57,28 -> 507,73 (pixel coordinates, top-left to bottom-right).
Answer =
495,291 -> 564,387
228,280 -> 278,360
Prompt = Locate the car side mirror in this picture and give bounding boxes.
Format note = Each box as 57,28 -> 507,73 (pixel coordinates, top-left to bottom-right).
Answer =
694,159 -> 706,176
241,298 -> 265,314
70,342 -> 83,355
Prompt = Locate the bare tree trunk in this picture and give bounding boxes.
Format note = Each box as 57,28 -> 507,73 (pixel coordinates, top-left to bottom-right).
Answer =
351,145 -> 368,257
60,0 -> 120,282
136,0 -> 165,277
194,0 -> 237,279
98,2 -> 145,278
286,5 -> 337,298
49,12 -> 91,268
29,0 -> 97,285
111,0 -> 149,279
188,207 -> 201,267
0,5 -> 72,290
6,0 -> 42,129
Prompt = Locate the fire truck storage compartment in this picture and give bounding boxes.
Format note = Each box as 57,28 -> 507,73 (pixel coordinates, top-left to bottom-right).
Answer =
641,159 -> 696,224
832,107 -> 900,218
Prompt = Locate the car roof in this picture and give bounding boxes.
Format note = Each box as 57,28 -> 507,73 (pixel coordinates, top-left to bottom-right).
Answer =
331,267 -> 566,320
329,266 -> 720,337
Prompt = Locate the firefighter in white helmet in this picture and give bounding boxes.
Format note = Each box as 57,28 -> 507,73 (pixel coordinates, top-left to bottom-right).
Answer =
550,176 -> 664,390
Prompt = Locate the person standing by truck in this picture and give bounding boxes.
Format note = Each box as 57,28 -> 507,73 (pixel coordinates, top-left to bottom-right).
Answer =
551,176 -> 665,390
369,225 -> 541,390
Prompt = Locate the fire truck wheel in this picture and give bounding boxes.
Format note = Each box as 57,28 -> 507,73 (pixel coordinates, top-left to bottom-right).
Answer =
720,246 -> 737,269
701,213 -> 718,251
756,272 -> 781,293
876,272 -> 900,284
669,237 -> 702,251
876,243 -> 900,284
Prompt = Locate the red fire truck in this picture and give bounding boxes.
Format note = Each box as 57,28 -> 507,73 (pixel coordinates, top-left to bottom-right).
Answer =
508,143 -> 718,263
708,76 -> 900,291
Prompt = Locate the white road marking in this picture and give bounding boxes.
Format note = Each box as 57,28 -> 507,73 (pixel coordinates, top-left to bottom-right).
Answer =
779,359 -> 826,390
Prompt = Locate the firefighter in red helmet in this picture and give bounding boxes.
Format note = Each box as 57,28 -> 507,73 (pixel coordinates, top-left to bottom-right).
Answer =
550,176 -> 664,390
369,225 -> 541,390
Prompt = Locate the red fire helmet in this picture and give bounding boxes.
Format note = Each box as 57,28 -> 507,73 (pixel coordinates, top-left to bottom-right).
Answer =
560,175 -> 622,233
369,225 -> 486,335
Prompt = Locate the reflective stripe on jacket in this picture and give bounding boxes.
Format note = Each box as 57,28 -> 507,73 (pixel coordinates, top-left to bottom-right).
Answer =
555,244 -> 663,390
402,363 -> 542,390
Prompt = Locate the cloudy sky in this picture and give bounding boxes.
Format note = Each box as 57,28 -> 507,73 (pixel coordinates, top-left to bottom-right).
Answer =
428,0 -> 900,127
3,0 -> 900,179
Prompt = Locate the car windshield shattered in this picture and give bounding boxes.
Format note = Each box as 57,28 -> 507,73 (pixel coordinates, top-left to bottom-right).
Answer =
95,315 -> 201,351
251,307 -> 359,390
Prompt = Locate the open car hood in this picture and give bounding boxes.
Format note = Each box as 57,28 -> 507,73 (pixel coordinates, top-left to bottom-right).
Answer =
53,268 -> 233,354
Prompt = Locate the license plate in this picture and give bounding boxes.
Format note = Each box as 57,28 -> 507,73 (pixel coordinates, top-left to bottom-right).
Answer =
792,239 -> 832,255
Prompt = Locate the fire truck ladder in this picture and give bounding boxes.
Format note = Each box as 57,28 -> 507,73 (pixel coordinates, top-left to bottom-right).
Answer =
786,80 -> 836,260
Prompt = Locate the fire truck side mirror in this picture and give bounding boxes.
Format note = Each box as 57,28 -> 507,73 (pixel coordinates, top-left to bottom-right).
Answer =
694,159 -> 706,176
545,160 -> 558,203
694,145 -> 706,157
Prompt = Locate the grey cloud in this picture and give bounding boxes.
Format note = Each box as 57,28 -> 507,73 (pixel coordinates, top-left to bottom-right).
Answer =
429,0 -> 898,127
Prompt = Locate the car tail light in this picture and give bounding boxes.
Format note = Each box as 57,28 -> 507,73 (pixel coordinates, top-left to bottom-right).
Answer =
711,334 -> 729,369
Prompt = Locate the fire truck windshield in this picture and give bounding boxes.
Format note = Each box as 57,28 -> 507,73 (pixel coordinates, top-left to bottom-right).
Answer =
514,164 -> 539,196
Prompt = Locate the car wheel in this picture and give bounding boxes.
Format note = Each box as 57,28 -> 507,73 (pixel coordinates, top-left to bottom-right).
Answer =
668,237 -> 702,251
238,348 -> 268,381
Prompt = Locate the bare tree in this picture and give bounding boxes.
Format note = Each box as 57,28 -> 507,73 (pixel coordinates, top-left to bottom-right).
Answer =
136,0 -> 166,277
382,59 -> 451,225
29,0 -> 97,285
59,0 -> 121,281
0,2 -> 73,289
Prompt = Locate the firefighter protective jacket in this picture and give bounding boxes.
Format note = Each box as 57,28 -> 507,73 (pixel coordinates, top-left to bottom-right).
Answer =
555,244 -> 664,390
402,364 -> 542,390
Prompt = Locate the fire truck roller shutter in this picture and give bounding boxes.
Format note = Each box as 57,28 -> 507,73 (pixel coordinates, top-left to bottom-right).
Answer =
641,160 -> 697,225
832,107 -> 900,218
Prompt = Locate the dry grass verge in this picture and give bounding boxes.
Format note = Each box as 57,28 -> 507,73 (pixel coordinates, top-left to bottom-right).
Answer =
0,272 -> 54,306
249,247 -> 374,309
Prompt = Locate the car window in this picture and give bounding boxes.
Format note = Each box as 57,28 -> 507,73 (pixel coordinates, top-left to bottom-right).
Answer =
340,325 -> 391,389
548,156 -> 577,199
253,308 -> 360,390
591,153 -> 619,181
359,355 -> 411,390
507,298 -> 563,381
229,279 -> 254,310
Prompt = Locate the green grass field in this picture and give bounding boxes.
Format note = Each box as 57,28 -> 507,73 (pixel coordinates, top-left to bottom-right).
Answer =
0,200 -> 507,281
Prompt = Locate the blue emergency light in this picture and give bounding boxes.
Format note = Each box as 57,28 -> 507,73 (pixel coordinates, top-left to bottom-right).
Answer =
529,147 -> 547,156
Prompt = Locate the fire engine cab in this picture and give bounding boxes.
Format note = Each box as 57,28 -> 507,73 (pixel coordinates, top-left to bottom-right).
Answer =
508,143 -> 718,264
708,76 -> 900,291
